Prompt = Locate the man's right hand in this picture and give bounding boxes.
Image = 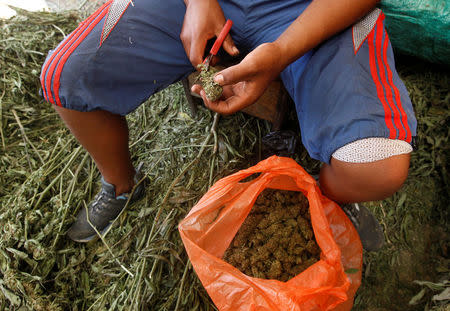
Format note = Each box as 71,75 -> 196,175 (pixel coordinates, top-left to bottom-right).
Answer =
181,0 -> 239,68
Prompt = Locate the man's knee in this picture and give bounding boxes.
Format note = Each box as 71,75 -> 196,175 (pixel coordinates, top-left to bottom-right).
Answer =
320,153 -> 411,203
378,154 -> 410,191
332,153 -> 410,195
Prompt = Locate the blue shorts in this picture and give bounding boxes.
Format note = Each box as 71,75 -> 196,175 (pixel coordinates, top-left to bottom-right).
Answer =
40,0 -> 417,164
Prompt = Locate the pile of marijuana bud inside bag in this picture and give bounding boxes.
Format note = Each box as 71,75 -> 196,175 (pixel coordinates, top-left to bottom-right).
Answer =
223,189 -> 321,282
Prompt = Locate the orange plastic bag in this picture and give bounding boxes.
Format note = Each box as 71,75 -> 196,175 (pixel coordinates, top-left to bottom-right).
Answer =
179,156 -> 363,311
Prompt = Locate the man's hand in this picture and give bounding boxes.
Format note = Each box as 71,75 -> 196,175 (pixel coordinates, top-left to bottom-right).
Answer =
181,0 -> 239,68
192,43 -> 284,115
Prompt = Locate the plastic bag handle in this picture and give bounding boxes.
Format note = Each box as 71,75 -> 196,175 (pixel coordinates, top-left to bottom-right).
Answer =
212,156 -> 315,190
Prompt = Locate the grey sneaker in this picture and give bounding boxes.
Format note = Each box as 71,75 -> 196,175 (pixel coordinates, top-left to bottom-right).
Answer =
340,203 -> 385,252
67,163 -> 146,243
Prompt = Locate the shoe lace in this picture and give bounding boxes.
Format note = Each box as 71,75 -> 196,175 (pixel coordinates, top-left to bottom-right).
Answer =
91,190 -> 114,213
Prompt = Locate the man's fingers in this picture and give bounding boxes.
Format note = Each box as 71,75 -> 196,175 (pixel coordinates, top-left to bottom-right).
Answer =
191,84 -> 202,96
197,90 -> 225,114
191,85 -> 220,109
189,39 -> 207,69
189,48 -> 203,69
193,83 -> 258,115
221,34 -> 239,57
205,96 -> 254,115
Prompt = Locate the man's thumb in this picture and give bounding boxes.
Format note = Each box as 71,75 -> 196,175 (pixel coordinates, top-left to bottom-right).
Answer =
214,63 -> 252,86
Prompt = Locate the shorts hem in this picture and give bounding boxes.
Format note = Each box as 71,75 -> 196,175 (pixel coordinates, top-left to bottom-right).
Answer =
321,131 -> 414,164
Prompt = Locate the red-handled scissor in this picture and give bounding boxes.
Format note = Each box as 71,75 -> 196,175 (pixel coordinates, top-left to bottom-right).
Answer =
202,19 -> 233,71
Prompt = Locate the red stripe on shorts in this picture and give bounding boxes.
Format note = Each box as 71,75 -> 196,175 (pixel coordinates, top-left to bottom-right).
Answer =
52,3 -> 110,107
41,16 -> 89,102
368,23 -> 396,139
381,20 -> 412,142
44,1 -> 111,105
375,14 -> 405,140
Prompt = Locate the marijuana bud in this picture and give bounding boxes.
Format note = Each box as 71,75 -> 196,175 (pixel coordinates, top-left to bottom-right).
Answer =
197,64 -> 223,102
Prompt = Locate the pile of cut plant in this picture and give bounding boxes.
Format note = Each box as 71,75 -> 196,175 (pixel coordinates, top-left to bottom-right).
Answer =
223,189 -> 320,282
0,7 -> 448,311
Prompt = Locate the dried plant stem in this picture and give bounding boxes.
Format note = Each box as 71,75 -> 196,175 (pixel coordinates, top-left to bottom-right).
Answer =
0,83 -> 5,149
209,156 -> 215,187
51,152 -> 90,249
379,202 -> 393,245
174,261 -> 191,311
77,0 -> 90,10
44,137 -> 62,162
34,146 -> 82,209
52,24 -> 66,37
64,151 -> 90,202
12,109 -> 44,165
150,144 -> 214,153
85,288 -> 111,311
129,260 -> 146,309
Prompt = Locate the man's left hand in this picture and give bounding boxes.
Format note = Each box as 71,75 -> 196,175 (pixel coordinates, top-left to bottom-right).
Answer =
192,42 -> 284,115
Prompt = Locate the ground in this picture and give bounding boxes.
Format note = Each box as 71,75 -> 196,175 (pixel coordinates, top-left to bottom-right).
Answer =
0,6 -> 448,311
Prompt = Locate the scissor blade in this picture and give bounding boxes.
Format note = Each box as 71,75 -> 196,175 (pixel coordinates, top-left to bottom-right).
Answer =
203,54 -> 213,71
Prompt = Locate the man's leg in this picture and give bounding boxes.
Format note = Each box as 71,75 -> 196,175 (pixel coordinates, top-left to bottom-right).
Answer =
40,0 -> 194,241
279,8 -> 417,250
54,106 -> 135,195
319,153 -> 410,204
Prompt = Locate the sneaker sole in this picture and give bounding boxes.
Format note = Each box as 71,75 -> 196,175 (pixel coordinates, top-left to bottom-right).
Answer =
70,222 -> 112,243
